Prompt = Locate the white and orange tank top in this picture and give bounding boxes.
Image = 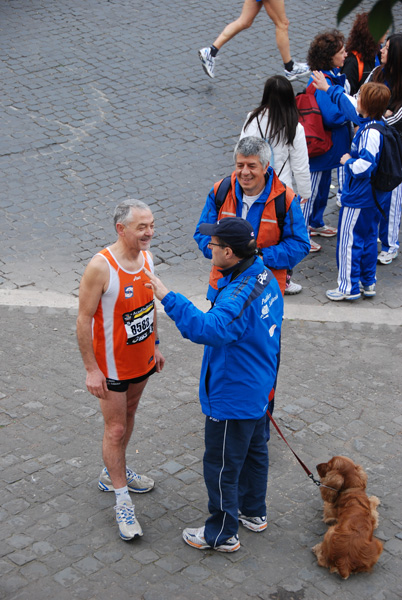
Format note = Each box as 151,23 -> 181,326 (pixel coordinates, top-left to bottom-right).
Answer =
92,247 -> 156,381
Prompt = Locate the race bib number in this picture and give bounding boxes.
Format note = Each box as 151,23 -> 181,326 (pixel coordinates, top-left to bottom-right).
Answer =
122,300 -> 154,345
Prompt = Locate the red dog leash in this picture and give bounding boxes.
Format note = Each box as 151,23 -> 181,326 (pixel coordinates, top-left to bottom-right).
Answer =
267,409 -> 337,491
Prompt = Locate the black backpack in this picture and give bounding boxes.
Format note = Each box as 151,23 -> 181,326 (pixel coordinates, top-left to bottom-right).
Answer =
367,122 -> 402,192
214,175 -> 286,238
364,122 -> 402,218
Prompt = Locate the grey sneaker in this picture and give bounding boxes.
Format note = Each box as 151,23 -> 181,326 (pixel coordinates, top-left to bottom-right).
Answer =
182,526 -> 240,552
198,47 -> 215,78
98,467 -> 154,493
359,282 -> 376,297
284,61 -> 310,81
114,502 -> 143,541
238,513 -> 267,532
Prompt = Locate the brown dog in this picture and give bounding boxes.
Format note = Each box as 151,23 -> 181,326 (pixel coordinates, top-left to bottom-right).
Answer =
312,456 -> 383,579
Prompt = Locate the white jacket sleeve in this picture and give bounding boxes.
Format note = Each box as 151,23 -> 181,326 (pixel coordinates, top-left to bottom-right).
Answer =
240,113 -> 260,139
288,124 -> 311,199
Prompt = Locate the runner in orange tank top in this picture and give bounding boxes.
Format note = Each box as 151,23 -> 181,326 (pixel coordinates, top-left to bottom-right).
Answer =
77,199 -> 165,542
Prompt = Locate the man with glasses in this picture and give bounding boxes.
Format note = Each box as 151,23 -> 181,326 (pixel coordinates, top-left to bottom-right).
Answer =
144,217 -> 283,553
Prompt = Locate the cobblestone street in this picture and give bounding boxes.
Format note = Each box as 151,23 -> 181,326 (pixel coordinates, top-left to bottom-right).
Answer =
1,1 -> 401,599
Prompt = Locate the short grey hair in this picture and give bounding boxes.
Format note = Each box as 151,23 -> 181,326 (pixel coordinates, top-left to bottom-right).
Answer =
113,199 -> 152,229
233,136 -> 271,168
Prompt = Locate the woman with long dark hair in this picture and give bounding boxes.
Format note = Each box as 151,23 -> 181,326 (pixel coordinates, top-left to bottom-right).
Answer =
368,33 -> 402,264
240,75 -> 310,293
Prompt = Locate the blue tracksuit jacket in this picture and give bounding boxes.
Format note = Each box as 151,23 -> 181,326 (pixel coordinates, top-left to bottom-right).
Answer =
161,256 -> 283,420
308,69 -> 352,172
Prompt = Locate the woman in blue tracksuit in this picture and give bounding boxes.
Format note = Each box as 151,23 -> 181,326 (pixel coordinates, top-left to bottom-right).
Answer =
145,218 -> 283,552
311,72 -> 391,300
302,30 -> 352,244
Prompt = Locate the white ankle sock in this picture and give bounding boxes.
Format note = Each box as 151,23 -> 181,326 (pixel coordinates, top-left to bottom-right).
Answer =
115,486 -> 131,505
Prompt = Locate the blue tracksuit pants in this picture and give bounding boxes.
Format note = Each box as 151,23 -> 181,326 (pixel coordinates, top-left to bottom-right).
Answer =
379,184 -> 402,254
302,170 -> 331,229
302,169 -> 344,229
203,415 -> 268,547
337,206 -> 380,295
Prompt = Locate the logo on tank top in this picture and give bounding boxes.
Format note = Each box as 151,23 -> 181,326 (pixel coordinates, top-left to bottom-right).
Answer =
125,285 -> 134,298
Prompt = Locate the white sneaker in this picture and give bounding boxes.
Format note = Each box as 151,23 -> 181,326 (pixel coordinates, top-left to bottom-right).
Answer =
284,61 -> 310,81
377,249 -> 398,264
326,288 -> 361,301
198,47 -> 215,78
182,526 -> 240,552
285,279 -> 302,295
310,240 -> 322,253
114,502 -> 143,541
98,467 -> 154,493
238,514 -> 267,532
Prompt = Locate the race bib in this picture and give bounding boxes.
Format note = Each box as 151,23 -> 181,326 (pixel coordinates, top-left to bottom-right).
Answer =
122,300 -> 154,345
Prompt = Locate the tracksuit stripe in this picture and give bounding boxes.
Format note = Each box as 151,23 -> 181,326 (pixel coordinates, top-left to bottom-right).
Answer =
214,420 -> 228,549
338,207 -> 360,293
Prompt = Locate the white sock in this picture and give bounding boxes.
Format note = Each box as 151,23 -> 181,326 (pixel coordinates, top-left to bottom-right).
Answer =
115,486 -> 131,505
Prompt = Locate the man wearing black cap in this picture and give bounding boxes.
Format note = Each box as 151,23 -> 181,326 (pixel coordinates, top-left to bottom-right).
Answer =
144,217 -> 283,553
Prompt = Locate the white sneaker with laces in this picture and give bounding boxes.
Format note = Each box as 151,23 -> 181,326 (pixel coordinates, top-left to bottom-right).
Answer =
182,526 -> 240,552
284,61 -> 310,81
114,502 -> 143,541
198,47 -> 215,78
238,514 -> 267,532
98,467 -> 154,493
378,249 -> 398,264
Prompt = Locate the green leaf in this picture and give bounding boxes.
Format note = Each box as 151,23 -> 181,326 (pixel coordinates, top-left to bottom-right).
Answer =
337,0 -> 364,23
368,0 -> 395,41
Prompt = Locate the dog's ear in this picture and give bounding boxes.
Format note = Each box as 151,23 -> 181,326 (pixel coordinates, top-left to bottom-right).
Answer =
353,463 -> 368,490
316,462 -> 330,478
320,470 -> 344,503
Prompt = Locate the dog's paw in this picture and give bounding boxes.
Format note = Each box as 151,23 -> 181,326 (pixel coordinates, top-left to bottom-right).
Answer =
312,543 -> 321,556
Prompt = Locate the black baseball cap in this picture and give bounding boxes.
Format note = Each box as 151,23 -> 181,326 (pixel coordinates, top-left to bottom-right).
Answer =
199,217 -> 255,251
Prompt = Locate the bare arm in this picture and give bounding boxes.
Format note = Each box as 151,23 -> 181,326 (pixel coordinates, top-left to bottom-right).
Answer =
76,255 -> 109,399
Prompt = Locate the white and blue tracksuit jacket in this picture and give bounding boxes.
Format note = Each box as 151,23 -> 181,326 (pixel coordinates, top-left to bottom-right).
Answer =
325,85 -> 388,210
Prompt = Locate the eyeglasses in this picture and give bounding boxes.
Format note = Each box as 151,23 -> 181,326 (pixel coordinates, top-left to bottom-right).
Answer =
207,242 -> 227,248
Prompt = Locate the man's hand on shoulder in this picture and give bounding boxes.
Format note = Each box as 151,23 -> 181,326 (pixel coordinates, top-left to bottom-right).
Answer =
143,268 -> 170,301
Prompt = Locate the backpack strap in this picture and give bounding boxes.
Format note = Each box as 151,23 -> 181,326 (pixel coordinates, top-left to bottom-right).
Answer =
274,189 -> 287,239
214,175 -> 232,211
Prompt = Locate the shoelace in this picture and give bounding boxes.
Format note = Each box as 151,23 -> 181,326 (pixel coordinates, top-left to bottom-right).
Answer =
126,468 -> 140,481
115,504 -> 135,525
